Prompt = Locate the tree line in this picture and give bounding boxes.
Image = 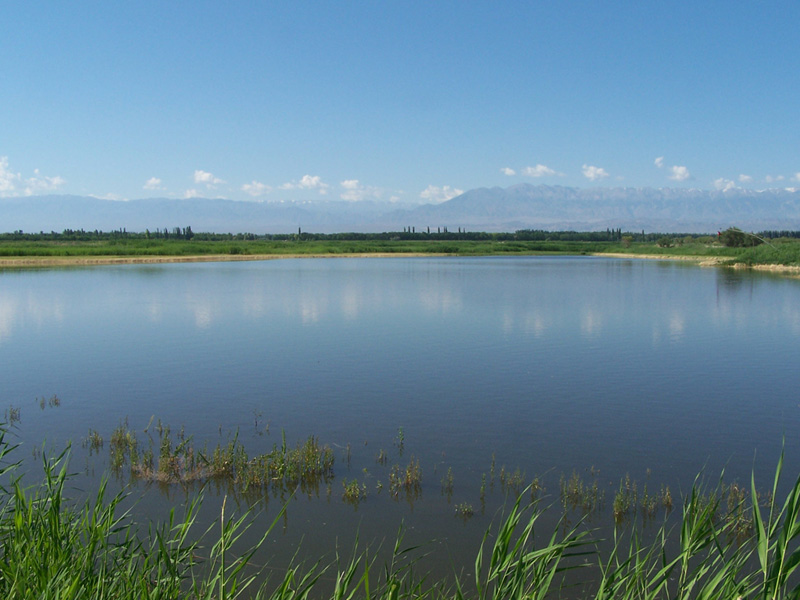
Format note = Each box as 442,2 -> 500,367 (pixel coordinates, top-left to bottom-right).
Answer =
1,227 -> 797,244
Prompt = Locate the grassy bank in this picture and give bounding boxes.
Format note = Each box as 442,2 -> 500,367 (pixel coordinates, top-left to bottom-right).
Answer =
1,234 -> 800,269
3,424 -> 800,599
0,237 -> 625,259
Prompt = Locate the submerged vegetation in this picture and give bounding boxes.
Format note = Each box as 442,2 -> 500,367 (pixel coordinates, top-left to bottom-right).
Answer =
1,228 -> 800,267
4,420 -> 800,599
108,420 -> 335,495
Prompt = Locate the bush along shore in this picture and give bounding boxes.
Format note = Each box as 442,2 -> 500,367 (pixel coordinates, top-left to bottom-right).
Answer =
4,420 -> 800,599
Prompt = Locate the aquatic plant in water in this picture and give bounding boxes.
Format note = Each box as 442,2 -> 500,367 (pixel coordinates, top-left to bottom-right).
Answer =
5,423 -> 800,598
108,422 -> 335,494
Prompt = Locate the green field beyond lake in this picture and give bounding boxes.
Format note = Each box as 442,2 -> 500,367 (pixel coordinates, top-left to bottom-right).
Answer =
1,231 -> 800,269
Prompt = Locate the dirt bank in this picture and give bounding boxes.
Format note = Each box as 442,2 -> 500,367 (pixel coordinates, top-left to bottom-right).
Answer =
0,253 -> 440,268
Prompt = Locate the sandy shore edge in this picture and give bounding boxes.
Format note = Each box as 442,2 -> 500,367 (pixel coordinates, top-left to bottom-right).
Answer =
0,253 -> 440,268
593,252 -> 800,276
1,251 -> 798,276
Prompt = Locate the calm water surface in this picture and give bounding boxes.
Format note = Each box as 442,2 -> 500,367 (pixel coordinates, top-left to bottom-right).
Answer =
2,256 -> 799,579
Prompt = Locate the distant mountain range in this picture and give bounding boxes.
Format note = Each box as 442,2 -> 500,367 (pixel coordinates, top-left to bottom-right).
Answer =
2,184 -> 800,234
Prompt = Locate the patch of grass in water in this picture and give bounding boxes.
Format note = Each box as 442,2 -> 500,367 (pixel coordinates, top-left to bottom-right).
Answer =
341,478 -> 368,507
454,502 -> 474,521
559,469 -> 604,515
388,456 -> 422,501
109,422 -> 335,495
83,428 -> 104,455
498,465 -> 525,496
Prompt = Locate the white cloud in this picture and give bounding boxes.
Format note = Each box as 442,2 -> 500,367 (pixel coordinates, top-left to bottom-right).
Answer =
143,177 -> 163,191
280,174 -> 330,194
193,169 -> 224,186
241,180 -> 271,197
339,179 -> 383,202
668,165 -> 690,181
738,174 -> 752,183
714,178 -> 736,191
792,173 -> 800,183
765,174 -> 784,183
582,164 -> 609,181
184,189 -> 200,199
501,167 -> 516,176
0,157 -> 20,193
0,157 -> 66,196
657,158 -> 691,183
522,164 -> 561,177
419,185 -> 463,204
23,170 -> 66,195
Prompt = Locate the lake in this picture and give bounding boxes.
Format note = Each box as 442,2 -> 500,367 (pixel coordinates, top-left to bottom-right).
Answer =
2,256 -> 799,581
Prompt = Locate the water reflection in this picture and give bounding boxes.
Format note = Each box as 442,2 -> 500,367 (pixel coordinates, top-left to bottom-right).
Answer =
2,258 -> 798,351
2,256 -> 800,586
580,307 -> 604,337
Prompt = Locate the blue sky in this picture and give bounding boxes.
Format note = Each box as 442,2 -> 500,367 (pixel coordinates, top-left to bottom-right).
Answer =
1,1 -> 798,204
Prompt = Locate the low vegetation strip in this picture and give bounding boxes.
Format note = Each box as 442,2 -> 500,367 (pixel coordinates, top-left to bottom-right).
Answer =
1,229 -> 800,270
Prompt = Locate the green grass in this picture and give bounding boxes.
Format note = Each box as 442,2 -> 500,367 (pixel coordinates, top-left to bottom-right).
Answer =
4,423 -> 800,599
0,238 -> 578,258
107,422 -> 335,495
724,240 -> 800,267
2,235 -> 800,267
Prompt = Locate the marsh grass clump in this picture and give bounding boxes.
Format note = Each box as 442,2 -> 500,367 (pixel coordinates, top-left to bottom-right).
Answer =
529,476 -> 544,503
83,428 -> 104,455
204,432 -> 335,493
154,430 -> 201,482
660,483 -> 673,510
640,484 -> 657,519
37,394 -> 61,410
109,420 -> 138,472
394,426 -> 405,454
499,465 -> 525,496
106,422 -> 335,494
559,470 -> 603,515
612,473 -> 638,522
404,456 -> 422,489
4,405 -> 20,425
454,502 -> 474,520
389,456 -> 422,500
342,478 -> 367,506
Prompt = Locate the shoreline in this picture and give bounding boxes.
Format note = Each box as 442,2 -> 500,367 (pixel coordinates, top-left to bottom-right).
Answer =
0,252 -> 442,268
1,251 -> 799,276
593,252 -> 800,276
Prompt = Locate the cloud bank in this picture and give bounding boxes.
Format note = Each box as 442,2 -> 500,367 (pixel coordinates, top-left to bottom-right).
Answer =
0,156 -> 66,197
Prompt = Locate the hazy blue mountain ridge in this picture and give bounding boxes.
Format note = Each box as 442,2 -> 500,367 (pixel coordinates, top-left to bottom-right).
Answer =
2,185 -> 799,234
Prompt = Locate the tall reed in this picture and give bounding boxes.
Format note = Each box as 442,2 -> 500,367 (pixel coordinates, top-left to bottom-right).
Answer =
3,423 -> 800,599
